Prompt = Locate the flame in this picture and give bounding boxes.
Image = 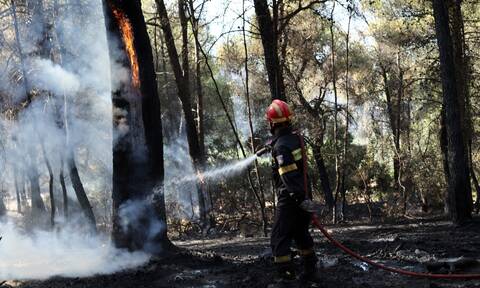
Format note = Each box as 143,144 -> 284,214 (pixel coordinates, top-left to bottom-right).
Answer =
111,7 -> 140,89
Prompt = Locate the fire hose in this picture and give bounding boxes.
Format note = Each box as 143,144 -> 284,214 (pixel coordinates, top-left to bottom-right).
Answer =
295,132 -> 480,280
310,214 -> 480,280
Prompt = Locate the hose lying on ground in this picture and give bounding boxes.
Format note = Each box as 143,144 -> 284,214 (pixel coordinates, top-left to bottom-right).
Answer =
310,214 -> 480,280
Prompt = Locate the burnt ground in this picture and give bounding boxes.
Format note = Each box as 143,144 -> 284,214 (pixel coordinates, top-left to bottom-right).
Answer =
4,216 -> 480,288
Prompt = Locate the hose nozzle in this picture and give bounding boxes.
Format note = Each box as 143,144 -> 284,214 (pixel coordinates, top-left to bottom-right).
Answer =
255,145 -> 271,157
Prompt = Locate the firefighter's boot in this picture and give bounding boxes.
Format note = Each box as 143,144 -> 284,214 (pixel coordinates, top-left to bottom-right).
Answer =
274,261 -> 296,282
299,253 -> 321,283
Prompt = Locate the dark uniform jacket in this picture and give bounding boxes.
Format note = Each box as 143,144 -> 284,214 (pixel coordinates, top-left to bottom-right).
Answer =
271,126 -> 309,206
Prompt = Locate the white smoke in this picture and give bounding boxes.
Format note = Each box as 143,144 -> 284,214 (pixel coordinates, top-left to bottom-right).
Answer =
0,0 -> 153,281
0,221 -> 149,280
29,58 -> 81,96
232,94 -> 251,142
163,137 -> 199,219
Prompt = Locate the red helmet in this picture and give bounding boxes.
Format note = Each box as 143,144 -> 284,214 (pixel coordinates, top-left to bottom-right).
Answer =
266,99 -> 293,124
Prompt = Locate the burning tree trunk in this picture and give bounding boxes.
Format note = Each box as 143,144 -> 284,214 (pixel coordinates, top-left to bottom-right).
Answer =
103,0 -> 172,251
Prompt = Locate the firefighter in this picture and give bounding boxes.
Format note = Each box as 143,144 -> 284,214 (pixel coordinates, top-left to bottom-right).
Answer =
265,99 -> 318,282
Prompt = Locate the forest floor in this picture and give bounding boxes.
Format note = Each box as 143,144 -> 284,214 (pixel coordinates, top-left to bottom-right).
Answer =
4,215 -> 480,288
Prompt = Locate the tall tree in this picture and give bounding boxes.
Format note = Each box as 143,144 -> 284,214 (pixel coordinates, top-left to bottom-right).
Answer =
432,0 -> 472,224
253,0 -> 285,101
156,0 -> 209,230
103,0 -> 172,251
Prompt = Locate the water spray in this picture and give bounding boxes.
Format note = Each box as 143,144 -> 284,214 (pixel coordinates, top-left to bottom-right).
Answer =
175,145 -> 271,185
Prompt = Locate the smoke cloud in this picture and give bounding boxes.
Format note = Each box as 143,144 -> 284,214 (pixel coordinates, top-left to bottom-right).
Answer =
0,221 -> 149,280
0,0 -> 152,281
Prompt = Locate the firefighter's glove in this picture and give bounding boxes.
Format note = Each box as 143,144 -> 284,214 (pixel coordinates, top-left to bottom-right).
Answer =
299,199 -> 324,215
255,145 -> 271,157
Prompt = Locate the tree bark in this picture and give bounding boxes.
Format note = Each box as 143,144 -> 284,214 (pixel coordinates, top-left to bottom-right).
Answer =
253,0 -> 286,101
440,107 -> 450,214
340,12 -> 352,221
433,0 -> 472,224
451,0 -> 474,213
330,3 -> 341,223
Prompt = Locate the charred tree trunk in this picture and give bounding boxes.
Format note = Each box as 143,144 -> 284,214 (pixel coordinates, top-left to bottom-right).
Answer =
433,0 -> 472,224
104,0 -> 172,251
253,0 -> 285,101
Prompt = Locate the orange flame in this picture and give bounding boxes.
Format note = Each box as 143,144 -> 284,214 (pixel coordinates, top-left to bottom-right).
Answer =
112,7 -> 140,89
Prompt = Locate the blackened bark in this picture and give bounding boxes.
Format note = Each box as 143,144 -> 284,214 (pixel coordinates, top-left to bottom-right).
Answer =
433,0 -> 472,224
253,0 -> 286,101
104,0 -> 172,251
